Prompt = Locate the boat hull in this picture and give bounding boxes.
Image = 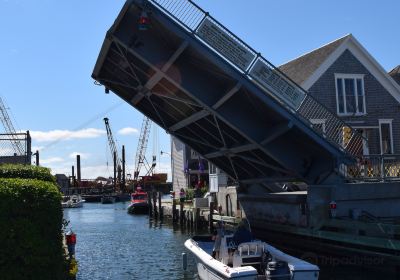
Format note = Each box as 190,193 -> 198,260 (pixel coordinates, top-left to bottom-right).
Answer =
62,201 -> 84,208
62,195 -> 85,208
185,238 -> 258,280
127,202 -> 149,214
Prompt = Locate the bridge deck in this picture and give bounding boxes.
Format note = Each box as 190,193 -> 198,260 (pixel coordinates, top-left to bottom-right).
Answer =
92,0 -> 364,188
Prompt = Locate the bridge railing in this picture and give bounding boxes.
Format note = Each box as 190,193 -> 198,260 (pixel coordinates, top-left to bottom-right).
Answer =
148,0 -> 365,158
342,154 -> 400,181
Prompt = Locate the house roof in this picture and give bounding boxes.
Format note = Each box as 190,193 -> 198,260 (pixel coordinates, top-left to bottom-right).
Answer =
389,65 -> 400,85
278,34 -> 400,103
278,34 -> 350,85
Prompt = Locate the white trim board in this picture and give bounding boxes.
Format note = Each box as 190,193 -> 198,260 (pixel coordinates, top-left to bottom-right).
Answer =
301,34 -> 400,104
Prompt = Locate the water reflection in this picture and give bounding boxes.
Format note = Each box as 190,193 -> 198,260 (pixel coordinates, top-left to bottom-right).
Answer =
64,202 -> 398,280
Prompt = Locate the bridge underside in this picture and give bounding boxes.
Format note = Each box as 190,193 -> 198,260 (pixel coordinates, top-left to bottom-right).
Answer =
93,1 -> 347,190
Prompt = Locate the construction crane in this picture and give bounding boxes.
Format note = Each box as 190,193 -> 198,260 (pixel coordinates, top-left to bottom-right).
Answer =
0,97 -> 24,154
132,117 -> 167,191
103,117 -> 123,191
133,116 -> 154,180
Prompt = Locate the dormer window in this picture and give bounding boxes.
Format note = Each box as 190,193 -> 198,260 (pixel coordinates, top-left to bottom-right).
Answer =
335,74 -> 366,116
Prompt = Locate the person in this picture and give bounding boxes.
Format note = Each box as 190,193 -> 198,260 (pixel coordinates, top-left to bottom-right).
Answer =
179,188 -> 186,203
233,219 -> 253,247
212,221 -> 224,259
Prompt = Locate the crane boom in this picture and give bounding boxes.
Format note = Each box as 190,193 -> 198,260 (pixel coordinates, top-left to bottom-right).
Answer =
0,97 -> 24,154
133,117 -> 152,180
103,117 -> 121,165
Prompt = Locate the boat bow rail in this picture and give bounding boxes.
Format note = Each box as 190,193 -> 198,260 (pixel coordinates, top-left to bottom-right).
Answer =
92,0 -> 367,187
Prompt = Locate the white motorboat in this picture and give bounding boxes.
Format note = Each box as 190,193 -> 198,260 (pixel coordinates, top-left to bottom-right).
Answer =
62,195 -> 85,208
185,234 -> 319,280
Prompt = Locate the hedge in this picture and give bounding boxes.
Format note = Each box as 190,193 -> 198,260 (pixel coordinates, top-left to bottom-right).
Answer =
0,164 -> 56,183
0,165 -> 68,280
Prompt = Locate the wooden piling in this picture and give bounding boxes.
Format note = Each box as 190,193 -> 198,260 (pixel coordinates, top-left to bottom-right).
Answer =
158,192 -> 162,220
190,210 -> 194,228
209,201 -> 214,232
172,198 -> 177,223
148,191 -> 152,217
153,191 -> 157,219
195,208 -> 200,230
180,201 -> 184,225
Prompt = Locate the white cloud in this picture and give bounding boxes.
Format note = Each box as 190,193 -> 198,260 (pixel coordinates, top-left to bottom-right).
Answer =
69,152 -> 90,160
40,157 -> 64,164
118,127 -> 139,135
30,128 -> 106,142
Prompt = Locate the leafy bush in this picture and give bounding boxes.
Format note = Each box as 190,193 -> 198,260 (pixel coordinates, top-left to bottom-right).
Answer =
0,164 -> 56,183
0,165 -> 67,280
185,188 -> 194,200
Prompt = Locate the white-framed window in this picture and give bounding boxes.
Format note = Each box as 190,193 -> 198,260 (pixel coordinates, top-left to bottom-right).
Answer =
335,74 -> 366,116
379,119 -> 393,154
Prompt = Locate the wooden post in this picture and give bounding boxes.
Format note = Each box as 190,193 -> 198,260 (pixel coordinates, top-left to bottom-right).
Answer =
195,208 -> 200,230
179,201 -> 183,225
190,210 -> 193,228
209,201 -> 214,233
180,200 -> 184,225
153,191 -> 157,219
35,150 -> 39,166
158,192 -> 162,220
172,198 -> 177,223
148,191 -> 152,217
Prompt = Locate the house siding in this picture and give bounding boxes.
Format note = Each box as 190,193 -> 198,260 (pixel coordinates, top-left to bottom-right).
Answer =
171,136 -> 186,193
308,49 -> 400,154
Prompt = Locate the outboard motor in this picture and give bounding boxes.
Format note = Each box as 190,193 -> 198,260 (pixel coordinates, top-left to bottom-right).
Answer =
266,261 -> 291,280
260,251 -> 272,274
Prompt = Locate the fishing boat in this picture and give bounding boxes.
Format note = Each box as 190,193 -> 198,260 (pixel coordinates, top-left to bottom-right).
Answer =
185,234 -> 319,280
62,195 -> 85,208
127,188 -> 149,214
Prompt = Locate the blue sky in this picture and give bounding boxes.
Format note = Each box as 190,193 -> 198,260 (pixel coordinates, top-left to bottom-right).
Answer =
1,0 -> 399,179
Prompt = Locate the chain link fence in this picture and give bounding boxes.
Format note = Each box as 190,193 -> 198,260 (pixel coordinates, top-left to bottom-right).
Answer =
0,132 -> 31,164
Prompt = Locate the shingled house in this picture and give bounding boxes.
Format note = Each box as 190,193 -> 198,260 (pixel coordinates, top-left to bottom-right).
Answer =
389,65 -> 400,85
279,34 -> 400,156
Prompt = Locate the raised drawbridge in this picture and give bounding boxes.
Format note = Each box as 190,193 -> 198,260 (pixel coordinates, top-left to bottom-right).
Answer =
92,0 -> 367,191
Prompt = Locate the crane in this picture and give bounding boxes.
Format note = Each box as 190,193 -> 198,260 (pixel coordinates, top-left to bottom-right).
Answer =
133,116 -> 155,181
0,97 -> 24,155
103,117 -> 123,191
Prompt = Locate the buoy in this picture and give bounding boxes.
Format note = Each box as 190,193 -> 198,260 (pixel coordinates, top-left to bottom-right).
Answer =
182,252 -> 187,271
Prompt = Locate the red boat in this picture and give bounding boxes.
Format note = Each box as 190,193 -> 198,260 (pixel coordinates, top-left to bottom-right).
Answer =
127,188 -> 149,214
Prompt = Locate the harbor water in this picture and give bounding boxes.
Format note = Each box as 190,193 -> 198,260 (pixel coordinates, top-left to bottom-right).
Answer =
64,202 -> 200,280
64,203 -> 398,280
